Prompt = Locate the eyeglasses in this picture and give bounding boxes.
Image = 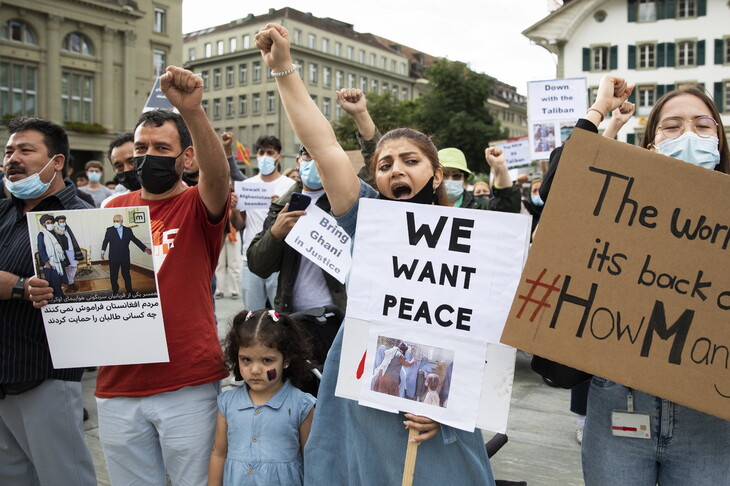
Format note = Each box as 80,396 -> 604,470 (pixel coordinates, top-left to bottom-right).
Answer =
657,116 -> 718,140
442,171 -> 465,181
299,152 -> 313,161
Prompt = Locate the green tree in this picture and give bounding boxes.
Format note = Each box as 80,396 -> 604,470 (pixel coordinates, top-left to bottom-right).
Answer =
415,60 -> 506,174
332,92 -> 416,150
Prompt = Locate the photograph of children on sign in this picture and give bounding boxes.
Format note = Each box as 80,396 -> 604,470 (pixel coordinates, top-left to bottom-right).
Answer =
500,130 -> 730,422
336,198 -> 531,431
234,180 -> 276,211
527,78 -> 587,160
28,207 -> 168,369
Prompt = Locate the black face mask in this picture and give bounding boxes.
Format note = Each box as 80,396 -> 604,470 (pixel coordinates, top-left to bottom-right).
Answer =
378,176 -> 438,205
134,151 -> 184,195
117,169 -> 142,192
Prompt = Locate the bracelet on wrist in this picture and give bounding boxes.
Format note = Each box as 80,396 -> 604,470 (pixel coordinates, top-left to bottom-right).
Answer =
587,107 -> 605,123
271,65 -> 299,78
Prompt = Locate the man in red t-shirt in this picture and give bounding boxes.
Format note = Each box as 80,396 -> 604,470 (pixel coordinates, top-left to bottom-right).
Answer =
94,66 -> 230,485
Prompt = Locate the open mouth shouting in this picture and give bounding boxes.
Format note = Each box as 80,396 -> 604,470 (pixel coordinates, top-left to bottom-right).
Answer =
390,181 -> 412,199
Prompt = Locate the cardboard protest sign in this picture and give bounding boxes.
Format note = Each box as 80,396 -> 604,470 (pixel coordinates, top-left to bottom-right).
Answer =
527,78 -> 587,160
234,180 -> 275,210
29,207 -> 168,367
143,77 -> 177,113
284,204 -> 352,283
337,199 -> 531,431
491,137 -> 531,168
501,129 -> 730,421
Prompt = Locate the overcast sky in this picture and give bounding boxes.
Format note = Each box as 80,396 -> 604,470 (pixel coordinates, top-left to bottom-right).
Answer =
182,0 -> 559,95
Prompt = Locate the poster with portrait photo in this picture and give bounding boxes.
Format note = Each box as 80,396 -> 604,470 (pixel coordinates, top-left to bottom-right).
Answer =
358,321 -> 486,432
27,207 -> 168,368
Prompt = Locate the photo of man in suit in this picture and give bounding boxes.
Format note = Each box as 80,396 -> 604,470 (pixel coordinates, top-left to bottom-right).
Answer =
101,214 -> 151,296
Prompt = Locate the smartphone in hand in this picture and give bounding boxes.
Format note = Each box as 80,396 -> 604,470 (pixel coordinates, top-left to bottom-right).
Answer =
288,192 -> 311,211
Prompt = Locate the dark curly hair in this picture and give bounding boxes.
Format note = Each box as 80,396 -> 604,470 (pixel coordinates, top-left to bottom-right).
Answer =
224,309 -> 314,388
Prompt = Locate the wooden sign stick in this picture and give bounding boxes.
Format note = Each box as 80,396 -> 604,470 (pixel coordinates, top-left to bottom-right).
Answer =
401,428 -> 420,486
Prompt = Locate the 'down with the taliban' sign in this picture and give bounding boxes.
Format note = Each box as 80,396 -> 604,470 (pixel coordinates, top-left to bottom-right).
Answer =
337,198 -> 531,432
500,129 -> 730,421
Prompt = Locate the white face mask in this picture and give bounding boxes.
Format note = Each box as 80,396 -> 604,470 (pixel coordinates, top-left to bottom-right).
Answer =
113,222 -> 122,229
656,132 -> 720,170
444,180 -> 464,201
45,224 -> 55,231
4,156 -> 57,199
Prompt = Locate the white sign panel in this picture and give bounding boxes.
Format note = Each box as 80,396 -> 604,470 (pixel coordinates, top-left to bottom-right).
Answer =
494,137 -> 531,168
527,77 -> 587,160
234,181 -> 275,211
336,199 -> 531,431
28,207 -> 168,367
285,204 -> 352,284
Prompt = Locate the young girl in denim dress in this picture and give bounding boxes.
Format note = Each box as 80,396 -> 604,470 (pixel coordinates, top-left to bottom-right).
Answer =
208,309 -> 315,486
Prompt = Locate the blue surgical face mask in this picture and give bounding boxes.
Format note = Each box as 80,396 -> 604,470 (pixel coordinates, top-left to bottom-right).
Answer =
299,159 -> 322,190
444,180 -> 464,201
656,132 -> 720,170
113,222 -> 122,229
58,222 -> 66,228
87,171 -> 102,183
257,155 -> 277,175
531,194 -> 544,206
4,156 -> 57,199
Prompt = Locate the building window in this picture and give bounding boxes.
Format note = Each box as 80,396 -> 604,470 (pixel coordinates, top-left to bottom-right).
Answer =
724,81 -> 730,112
402,87 -> 409,100
252,93 -> 261,114
592,46 -> 610,71
0,62 -> 38,116
348,73 -> 355,89
335,105 -> 343,119
335,42 -> 342,57
242,34 -> 250,49
309,63 -> 318,85
253,61 -> 261,82
61,71 -> 93,122
226,66 -> 234,87
391,60 -> 397,72
188,48 -> 196,61
230,37 -> 237,52
213,98 -> 221,119
677,40 -> 696,66
381,56 -> 387,70
677,0 -> 697,18
239,63 -> 248,85
359,50 -> 365,64
1,19 -> 37,44
217,40 -> 224,55
382,82 -> 389,93
370,53 -> 376,66
335,70 -> 344,90
239,94 -> 247,115
638,43 -> 656,68
213,68 -> 221,88
392,86 -> 398,98
323,97 -> 331,118
201,100 -> 208,116
153,50 -> 166,76
307,34 -> 316,49
637,0 -> 656,22
637,85 -> 656,111
323,67 -> 332,88
62,33 -> 94,56
201,71 -> 209,89
371,78 -> 378,92
267,91 -> 276,113
154,7 -> 166,33
347,46 -> 354,60
401,63 -> 407,75
360,76 -> 368,92
588,86 -> 598,106
322,38 -> 329,53
292,29 -> 301,45
226,96 -> 234,117
204,43 -> 212,58
295,60 -> 304,77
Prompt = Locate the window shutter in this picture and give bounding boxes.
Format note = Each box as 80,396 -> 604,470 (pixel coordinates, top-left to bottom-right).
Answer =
583,48 -> 590,71
657,0 -> 666,20
698,0 -> 707,16
657,43 -> 666,67
716,39 -> 725,65
628,0 -> 637,22
628,45 -> 637,69
666,43 -> 676,67
697,40 -> 705,66
627,133 -> 636,145
664,0 -> 677,19
714,82 -> 724,113
657,85 -> 666,98
610,45 -> 618,70
666,83 -> 676,92
628,90 -> 636,104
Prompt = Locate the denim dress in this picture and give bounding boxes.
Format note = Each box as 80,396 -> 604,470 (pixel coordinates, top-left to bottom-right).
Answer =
303,180 -> 496,485
218,380 -> 315,485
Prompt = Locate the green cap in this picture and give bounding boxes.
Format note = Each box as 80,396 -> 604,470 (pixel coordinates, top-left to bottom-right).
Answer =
438,147 -> 473,181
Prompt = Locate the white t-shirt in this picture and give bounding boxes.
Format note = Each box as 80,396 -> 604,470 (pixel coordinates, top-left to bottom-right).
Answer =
241,173 -> 296,261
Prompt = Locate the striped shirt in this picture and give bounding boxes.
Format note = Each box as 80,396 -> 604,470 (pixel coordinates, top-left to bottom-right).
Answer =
0,180 -> 92,384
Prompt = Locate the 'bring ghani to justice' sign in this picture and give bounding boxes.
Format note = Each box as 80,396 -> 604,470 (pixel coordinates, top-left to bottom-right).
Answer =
501,129 -> 730,421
